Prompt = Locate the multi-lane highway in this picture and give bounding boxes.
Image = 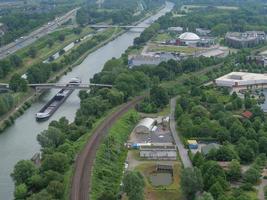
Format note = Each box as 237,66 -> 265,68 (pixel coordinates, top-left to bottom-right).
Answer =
0,7 -> 79,60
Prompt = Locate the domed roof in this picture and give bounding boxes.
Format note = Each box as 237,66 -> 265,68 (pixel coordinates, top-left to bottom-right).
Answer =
179,32 -> 200,41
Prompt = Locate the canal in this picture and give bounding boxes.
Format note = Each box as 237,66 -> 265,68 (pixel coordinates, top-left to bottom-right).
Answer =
0,2 -> 174,199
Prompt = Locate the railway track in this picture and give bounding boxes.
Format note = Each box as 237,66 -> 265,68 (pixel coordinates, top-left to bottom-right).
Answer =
70,96 -> 143,200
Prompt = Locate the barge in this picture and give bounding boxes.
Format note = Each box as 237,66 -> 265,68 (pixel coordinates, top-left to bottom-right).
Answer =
36,78 -> 81,121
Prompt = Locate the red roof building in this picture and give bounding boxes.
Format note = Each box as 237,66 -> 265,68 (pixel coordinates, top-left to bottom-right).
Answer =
242,111 -> 253,119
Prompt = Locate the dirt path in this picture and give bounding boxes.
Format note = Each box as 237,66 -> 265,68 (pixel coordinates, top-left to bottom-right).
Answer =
70,96 -> 143,200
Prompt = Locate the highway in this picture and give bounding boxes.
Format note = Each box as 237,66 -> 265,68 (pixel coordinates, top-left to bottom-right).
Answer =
0,7 -> 79,60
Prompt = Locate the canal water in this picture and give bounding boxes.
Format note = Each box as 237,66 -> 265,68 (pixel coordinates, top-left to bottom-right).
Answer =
0,2 -> 174,199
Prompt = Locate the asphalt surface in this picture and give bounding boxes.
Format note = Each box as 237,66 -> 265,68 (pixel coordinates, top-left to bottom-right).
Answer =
0,8 -> 79,60
70,96 -> 143,200
170,96 -> 192,168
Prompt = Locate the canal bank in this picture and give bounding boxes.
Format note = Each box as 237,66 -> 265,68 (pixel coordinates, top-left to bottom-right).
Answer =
0,2 -> 174,199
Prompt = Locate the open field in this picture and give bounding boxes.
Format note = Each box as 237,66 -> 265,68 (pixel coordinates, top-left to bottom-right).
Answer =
152,33 -> 174,42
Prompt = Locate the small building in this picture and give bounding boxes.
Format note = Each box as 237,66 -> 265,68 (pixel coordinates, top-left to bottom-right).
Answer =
242,111 -> 253,119
201,143 -> 221,156
168,26 -> 184,33
188,140 -> 198,149
140,144 -> 177,160
196,28 -> 211,36
247,55 -> 267,67
197,37 -> 215,47
134,118 -> 156,134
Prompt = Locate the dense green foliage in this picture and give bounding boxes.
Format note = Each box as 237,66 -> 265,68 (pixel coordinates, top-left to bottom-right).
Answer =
77,0 -> 164,26
181,167 -> 203,199
123,171 -> 145,200
175,66 -> 267,199
12,117 -> 87,199
156,0 -> 267,36
91,110 -> 139,200
0,93 -> 14,116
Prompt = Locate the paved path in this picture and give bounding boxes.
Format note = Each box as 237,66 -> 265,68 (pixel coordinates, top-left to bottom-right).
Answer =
257,178 -> 267,200
170,96 -> 192,168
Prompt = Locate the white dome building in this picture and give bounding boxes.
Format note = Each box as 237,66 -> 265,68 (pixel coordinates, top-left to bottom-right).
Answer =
178,32 -> 200,46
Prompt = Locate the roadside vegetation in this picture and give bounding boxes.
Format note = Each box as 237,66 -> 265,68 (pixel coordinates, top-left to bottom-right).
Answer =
90,109 -> 139,200
0,0 -> 83,46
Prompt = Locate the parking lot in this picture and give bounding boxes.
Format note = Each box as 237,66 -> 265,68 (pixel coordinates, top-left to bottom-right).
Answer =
129,123 -> 174,144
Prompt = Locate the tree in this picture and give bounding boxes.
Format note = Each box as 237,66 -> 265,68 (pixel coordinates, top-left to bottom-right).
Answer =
196,192 -> 214,200
9,73 -> 27,92
14,184 -> 27,199
11,160 -> 37,185
47,39 -> 54,48
181,167 -> 203,199
227,160 -> 241,181
28,47 -> 37,58
209,182 -> 224,199
150,85 -> 169,108
29,174 -> 45,191
9,55 -> 23,67
41,153 -> 69,173
193,152 -> 205,167
58,34 -> 65,42
27,190 -> 53,200
37,126 -> 66,149
259,136 -> 267,154
175,103 -> 183,118
243,167 -> 261,184
47,181 -> 64,198
123,171 -> 145,200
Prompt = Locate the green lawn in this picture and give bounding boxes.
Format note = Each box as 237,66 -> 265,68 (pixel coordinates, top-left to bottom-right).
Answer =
152,33 -> 174,42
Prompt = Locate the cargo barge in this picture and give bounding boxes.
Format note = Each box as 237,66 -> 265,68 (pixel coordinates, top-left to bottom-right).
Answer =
36,78 -> 81,121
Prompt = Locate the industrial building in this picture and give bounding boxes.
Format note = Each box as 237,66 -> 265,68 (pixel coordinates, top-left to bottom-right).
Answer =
215,72 -> 267,89
196,28 -> 211,36
139,143 -> 177,160
167,26 -> 183,33
128,52 -> 180,67
134,118 -> 156,134
225,31 -> 266,48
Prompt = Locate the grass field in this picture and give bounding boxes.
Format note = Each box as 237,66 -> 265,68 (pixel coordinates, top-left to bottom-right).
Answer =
152,33 -> 174,42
